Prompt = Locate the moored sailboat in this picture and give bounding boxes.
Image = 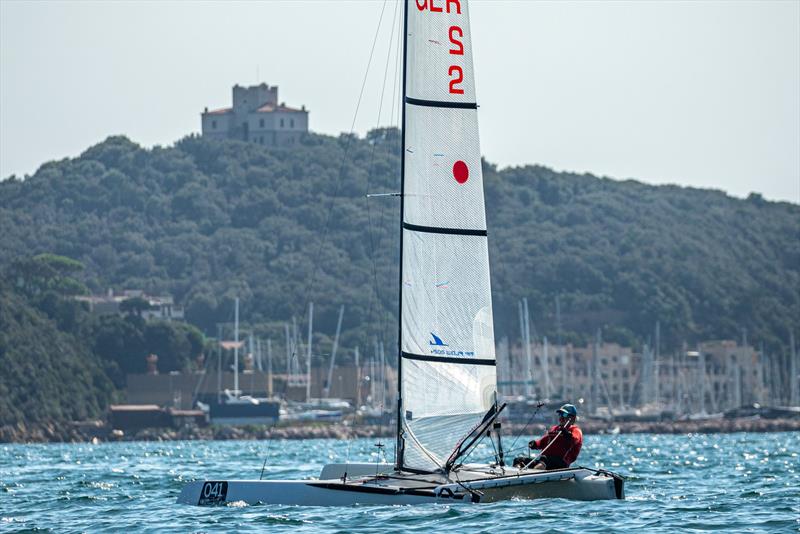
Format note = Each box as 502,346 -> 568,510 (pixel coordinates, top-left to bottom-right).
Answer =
178,0 -> 624,506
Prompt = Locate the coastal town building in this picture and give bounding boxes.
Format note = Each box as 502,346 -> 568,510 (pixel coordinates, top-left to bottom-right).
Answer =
497,338 -> 774,416
201,83 -> 309,146
75,289 -> 184,322
119,316 -> 795,424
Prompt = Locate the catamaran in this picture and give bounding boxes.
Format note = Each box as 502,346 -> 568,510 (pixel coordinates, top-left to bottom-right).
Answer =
178,0 -> 624,506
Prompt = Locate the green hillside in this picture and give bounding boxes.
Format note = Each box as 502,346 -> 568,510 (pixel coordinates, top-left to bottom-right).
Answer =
0,253 -> 209,429
0,280 -> 113,427
1,130 -> 797,359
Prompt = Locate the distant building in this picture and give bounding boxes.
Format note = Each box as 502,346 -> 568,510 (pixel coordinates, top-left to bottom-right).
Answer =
201,83 -> 309,146
75,289 -> 185,322
498,338 -> 773,416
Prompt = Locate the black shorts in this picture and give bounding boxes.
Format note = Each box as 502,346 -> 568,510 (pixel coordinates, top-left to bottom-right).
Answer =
512,455 -> 568,470
538,455 -> 568,470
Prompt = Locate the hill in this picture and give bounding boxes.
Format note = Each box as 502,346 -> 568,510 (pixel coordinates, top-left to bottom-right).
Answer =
1,130 -> 797,358
0,253 -> 210,432
0,279 -> 114,429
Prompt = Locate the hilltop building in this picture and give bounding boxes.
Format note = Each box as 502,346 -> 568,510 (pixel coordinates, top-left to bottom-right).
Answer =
201,83 -> 309,146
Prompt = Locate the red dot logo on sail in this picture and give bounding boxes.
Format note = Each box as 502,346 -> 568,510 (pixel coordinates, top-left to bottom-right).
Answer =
453,160 -> 469,184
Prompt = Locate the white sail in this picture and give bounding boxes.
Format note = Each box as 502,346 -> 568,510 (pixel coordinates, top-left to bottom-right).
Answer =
179,1 -> 625,507
399,0 -> 496,472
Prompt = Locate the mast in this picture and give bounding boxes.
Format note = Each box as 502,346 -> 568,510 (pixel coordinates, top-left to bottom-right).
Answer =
518,300 -> 527,397
325,305 -> 345,398
217,324 -> 222,403
306,301 -> 314,402
654,321 -> 661,405
234,297 -> 239,396
556,296 -> 566,400
284,323 -> 291,379
543,336 -> 551,400
395,0 -> 408,470
790,332 -> 798,406
266,338 -> 273,397
249,333 -> 256,372
355,346 -> 361,408
591,329 -> 600,414
380,340 -> 386,409
523,298 -> 534,397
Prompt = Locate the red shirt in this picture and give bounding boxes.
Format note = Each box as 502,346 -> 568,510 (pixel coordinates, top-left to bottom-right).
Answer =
533,424 -> 583,466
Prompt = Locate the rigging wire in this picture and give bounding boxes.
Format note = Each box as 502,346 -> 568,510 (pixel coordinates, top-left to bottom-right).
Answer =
289,0 -> 390,360
357,0 -> 402,457
271,0 -> 392,408
504,400 -> 546,460
302,0 -> 401,475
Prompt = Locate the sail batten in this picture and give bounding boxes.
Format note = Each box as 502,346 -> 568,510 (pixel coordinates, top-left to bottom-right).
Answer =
401,351 -> 496,366
405,97 -> 478,109
399,0 -> 496,473
402,222 -> 486,236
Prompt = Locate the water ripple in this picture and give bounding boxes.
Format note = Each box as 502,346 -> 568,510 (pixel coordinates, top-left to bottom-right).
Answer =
1,432 -> 798,533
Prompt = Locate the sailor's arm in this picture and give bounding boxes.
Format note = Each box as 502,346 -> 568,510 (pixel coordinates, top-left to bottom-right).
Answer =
529,426 -> 558,449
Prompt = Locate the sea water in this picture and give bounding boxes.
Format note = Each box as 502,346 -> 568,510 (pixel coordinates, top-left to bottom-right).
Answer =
1,432 -> 798,533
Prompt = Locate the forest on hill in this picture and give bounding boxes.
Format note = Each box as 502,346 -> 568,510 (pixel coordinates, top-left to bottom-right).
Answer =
1,130 -> 798,382
0,254 -> 205,428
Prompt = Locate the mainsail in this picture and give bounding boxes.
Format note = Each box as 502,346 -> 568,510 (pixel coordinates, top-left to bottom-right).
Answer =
398,0 -> 496,472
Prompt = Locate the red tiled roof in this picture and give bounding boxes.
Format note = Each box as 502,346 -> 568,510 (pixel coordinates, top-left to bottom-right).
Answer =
255,104 -> 307,113
205,107 -> 232,115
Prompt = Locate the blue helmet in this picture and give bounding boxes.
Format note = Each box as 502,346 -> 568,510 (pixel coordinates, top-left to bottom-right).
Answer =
557,404 -> 578,418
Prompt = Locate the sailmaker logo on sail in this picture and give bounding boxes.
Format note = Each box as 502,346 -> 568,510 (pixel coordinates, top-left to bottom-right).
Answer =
429,332 -> 475,357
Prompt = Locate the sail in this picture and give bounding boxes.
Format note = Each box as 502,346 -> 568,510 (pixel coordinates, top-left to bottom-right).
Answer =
399,0 -> 496,472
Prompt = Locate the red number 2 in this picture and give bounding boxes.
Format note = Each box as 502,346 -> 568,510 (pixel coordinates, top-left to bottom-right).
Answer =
448,65 -> 464,94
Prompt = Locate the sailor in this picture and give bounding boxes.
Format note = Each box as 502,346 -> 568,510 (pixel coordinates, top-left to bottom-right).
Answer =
514,404 -> 583,470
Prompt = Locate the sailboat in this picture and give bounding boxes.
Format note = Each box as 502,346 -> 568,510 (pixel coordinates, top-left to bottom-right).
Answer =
178,0 -> 624,505
202,298 -> 280,425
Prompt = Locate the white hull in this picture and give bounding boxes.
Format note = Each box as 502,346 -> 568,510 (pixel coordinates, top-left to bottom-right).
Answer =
177,463 -> 623,506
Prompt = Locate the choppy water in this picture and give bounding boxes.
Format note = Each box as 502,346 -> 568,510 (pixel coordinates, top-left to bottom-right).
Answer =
1,432 -> 798,533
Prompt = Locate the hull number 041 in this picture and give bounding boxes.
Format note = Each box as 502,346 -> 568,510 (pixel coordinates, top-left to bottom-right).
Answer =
198,481 -> 228,505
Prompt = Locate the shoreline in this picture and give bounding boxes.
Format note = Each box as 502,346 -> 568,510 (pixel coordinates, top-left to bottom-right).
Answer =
1,417 -> 799,444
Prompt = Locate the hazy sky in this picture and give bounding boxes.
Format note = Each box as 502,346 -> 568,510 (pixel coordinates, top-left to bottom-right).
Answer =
1,0 -> 798,203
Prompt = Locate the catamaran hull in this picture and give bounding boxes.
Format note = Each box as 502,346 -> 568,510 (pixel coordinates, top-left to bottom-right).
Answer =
177,466 -> 623,506
177,479 -> 443,506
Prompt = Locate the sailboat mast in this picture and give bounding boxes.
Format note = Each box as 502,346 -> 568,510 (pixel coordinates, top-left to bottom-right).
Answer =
234,297 -> 239,395
395,0 -> 409,470
325,305 -> 345,398
266,338 -> 273,397
306,301 -> 314,402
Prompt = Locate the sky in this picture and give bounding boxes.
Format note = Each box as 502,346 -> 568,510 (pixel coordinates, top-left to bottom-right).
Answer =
1,0 -> 798,203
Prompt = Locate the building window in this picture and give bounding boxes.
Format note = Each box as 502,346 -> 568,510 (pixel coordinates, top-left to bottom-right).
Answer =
280,118 -> 285,128
290,118 -> 295,128
259,118 -> 265,128
259,136 -> 264,144
212,120 -> 217,129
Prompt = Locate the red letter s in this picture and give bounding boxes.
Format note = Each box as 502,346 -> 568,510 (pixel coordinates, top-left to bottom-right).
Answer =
449,26 -> 464,55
